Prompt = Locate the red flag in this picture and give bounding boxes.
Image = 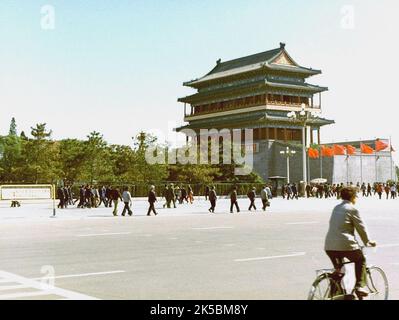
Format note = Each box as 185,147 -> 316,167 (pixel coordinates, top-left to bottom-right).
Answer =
375,139 -> 389,152
321,146 -> 334,157
361,143 -> 374,154
346,145 -> 356,155
308,148 -> 319,159
333,144 -> 346,155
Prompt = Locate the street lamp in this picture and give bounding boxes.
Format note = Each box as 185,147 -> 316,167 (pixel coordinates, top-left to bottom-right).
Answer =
280,146 -> 296,184
287,103 -> 319,186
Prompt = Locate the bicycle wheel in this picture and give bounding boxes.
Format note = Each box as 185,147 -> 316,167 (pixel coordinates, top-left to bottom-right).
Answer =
308,273 -> 344,300
366,266 -> 389,300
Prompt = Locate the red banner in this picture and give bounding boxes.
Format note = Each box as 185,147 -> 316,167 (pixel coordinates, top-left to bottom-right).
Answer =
321,146 -> 334,157
375,139 -> 389,152
346,145 -> 356,155
308,148 -> 319,159
361,143 -> 374,154
333,144 -> 346,155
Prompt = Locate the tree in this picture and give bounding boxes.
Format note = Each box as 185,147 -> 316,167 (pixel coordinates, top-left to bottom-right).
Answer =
0,134 -> 23,182
131,132 -> 168,183
18,123 -> 60,183
31,123 -> 52,140
58,139 -> 86,183
9,117 -> 17,136
79,131 -> 114,184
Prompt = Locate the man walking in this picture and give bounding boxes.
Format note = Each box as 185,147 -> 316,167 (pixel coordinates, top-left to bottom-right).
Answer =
230,187 -> 240,213
291,183 -> 299,200
261,186 -> 270,211
366,183 -> 372,197
147,185 -> 158,216
247,187 -> 257,211
109,187 -> 122,216
208,186 -> 217,213
121,187 -> 133,216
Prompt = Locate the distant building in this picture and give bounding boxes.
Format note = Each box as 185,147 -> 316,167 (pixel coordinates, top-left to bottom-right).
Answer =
176,43 -> 396,183
312,140 -> 397,184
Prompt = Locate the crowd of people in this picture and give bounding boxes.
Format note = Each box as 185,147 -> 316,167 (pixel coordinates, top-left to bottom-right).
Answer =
302,181 -> 399,200
46,180 -> 398,216
53,183 -> 275,216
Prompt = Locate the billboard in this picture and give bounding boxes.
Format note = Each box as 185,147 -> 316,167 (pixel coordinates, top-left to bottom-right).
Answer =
0,186 -> 53,200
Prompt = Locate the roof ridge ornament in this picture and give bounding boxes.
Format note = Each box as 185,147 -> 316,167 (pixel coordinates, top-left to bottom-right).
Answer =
280,42 -> 286,50
216,58 -> 221,65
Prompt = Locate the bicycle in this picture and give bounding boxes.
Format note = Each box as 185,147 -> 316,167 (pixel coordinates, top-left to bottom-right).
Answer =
308,247 -> 389,300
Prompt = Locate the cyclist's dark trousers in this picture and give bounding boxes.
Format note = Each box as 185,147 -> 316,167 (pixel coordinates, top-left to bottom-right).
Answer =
230,201 -> 240,212
325,250 -> 366,288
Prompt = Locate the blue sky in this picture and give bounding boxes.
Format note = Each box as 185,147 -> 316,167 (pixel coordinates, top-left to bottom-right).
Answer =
1,0 -> 399,161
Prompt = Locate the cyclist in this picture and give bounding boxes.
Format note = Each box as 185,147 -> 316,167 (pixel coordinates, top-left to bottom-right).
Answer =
324,186 -> 376,297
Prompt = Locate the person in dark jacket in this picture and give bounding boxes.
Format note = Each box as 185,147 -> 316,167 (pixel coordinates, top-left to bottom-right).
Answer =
291,184 -> 299,200
247,187 -> 257,211
147,185 -> 158,216
57,187 -> 65,209
208,186 -> 217,213
77,185 -> 85,208
105,186 -> 112,207
205,185 -> 210,201
230,187 -> 240,213
98,186 -> 107,207
84,185 -> 92,208
109,187 -> 122,216
166,183 -> 176,208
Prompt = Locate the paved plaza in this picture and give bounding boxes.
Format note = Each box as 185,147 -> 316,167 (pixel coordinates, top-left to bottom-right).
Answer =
0,196 -> 398,300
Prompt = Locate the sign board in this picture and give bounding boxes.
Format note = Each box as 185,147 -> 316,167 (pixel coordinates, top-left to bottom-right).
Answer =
0,186 -> 52,200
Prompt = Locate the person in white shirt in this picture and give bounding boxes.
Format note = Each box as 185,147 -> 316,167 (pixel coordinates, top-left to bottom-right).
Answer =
121,187 -> 133,216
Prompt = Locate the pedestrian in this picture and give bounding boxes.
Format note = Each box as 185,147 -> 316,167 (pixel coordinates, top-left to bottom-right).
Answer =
84,185 -> 92,208
77,185 -> 85,208
121,187 -> 133,216
208,186 -> 217,213
291,183 -> 299,200
377,184 -> 383,200
306,184 -> 312,198
230,186 -> 240,213
180,186 -> 187,204
187,185 -> 194,204
384,184 -> 390,200
261,186 -> 270,211
167,183 -> 177,208
247,187 -> 257,211
105,186 -> 112,207
285,184 -> 292,200
361,183 -> 366,197
10,200 -> 21,207
205,185 -> 210,201
109,187 -> 122,216
366,183 -> 372,197
390,184 -> 397,199
266,184 -> 273,199
98,186 -> 107,207
162,184 -> 168,208
147,185 -> 158,216
57,186 -> 65,209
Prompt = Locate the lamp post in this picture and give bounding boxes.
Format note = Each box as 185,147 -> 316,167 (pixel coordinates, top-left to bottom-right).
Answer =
287,103 -> 318,186
280,146 -> 296,184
